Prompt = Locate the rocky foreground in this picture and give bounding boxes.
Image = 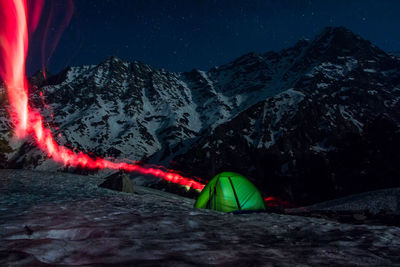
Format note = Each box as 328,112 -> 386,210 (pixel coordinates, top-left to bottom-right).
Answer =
0,169 -> 399,266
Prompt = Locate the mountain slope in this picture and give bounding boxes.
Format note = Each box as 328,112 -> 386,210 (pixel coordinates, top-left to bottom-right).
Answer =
172,27 -> 400,204
0,27 -> 399,204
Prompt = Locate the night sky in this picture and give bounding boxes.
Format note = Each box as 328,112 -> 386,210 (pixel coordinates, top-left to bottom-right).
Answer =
27,0 -> 400,75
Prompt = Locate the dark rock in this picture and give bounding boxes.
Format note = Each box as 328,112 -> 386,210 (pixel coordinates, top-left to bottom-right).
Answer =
290,187 -> 400,215
99,172 -> 134,193
285,187 -> 400,226
24,225 -> 33,236
353,213 -> 367,221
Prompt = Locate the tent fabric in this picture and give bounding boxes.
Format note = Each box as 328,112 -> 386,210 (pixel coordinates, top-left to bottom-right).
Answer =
194,172 -> 266,212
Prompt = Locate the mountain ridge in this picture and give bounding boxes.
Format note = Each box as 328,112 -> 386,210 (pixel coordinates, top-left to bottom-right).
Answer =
1,26 -> 399,204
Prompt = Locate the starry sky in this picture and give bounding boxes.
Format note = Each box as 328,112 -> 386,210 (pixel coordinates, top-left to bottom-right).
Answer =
27,0 -> 400,75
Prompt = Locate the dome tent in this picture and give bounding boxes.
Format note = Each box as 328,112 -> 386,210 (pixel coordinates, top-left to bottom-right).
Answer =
194,172 -> 266,212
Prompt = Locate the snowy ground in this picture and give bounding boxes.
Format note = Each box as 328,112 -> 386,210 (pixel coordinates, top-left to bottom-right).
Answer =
0,170 -> 399,266
293,187 -> 400,214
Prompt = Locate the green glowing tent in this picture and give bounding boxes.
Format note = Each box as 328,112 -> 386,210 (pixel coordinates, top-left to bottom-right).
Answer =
194,172 -> 266,212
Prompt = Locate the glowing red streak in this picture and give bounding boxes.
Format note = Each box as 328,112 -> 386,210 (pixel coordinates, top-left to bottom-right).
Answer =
0,0 -> 205,191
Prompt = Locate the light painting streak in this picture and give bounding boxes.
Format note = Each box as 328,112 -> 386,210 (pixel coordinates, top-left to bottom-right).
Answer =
0,0 -> 205,191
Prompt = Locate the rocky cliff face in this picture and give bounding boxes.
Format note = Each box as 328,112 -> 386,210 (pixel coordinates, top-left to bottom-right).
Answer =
1,27 -> 399,204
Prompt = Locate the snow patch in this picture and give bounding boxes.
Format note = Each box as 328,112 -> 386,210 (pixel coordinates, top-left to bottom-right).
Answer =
363,69 -> 376,73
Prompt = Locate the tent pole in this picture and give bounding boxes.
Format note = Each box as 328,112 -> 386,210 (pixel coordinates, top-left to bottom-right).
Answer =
228,177 -> 241,211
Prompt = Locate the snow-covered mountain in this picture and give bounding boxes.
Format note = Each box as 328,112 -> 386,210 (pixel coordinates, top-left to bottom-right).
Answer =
1,27 -> 399,204
172,27 -> 400,204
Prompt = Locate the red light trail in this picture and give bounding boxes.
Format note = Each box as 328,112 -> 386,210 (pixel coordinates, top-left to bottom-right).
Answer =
0,0 -> 205,191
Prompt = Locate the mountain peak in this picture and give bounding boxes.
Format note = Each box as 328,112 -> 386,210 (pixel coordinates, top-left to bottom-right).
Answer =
295,38 -> 310,47
100,55 -> 128,67
106,55 -> 124,62
313,26 -> 365,47
304,26 -> 389,61
319,26 -> 354,35
29,68 -> 52,87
